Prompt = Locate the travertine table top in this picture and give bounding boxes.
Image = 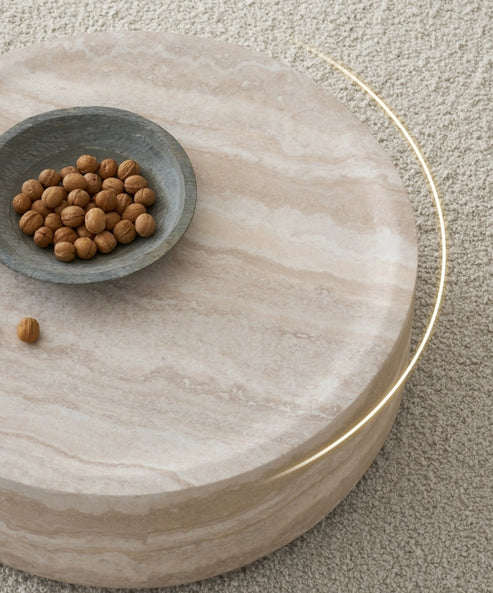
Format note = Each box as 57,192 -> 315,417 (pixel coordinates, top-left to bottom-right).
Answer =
0,32 -> 417,497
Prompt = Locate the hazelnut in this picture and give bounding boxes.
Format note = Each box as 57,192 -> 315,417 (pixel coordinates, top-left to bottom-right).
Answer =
61,205 -> 86,228
113,219 -> 136,244
134,187 -> 156,207
53,227 -> 78,244
115,192 -> 133,215
38,168 -> 61,187
95,230 -> 117,254
98,158 -> 118,179
74,237 -> 97,260
124,174 -> 148,195
76,154 -> 99,174
60,165 -> 78,179
12,193 -> 32,214
122,202 -> 146,222
105,211 -> 121,231
84,172 -> 102,195
33,226 -> 53,248
54,200 -> 69,215
63,172 -> 88,192
21,179 -> 44,201
117,159 -> 140,180
85,207 -> 106,234
54,241 -> 76,262
31,199 -> 52,218
135,213 -> 156,237
44,212 -> 63,232
102,177 -> 125,194
17,317 -> 40,343
76,225 -> 94,238
41,186 -> 67,208
19,210 -> 44,235
67,189 -> 91,208
94,189 -> 118,212
12,157 -> 157,263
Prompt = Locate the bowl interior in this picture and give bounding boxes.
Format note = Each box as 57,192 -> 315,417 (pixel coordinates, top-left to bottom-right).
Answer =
0,107 -> 196,283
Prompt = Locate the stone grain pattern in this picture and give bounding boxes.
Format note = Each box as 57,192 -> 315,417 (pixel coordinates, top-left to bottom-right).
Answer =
0,33 -> 417,587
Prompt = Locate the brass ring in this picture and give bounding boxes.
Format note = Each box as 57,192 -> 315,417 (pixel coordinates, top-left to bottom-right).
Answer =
270,40 -> 447,480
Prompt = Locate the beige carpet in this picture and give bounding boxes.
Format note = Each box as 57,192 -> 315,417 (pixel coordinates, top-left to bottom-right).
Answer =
0,1 -> 491,591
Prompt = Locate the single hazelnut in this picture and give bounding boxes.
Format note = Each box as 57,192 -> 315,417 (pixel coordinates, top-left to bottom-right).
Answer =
33,226 -> 53,248
41,186 -> 67,208
124,174 -> 148,195
19,210 -> 44,235
134,187 -> 156,207
94,230 -> 117,254
117,159 -> 140,180
102,177 -> 125,194
60,165 -> 78,179
21,179 -> 44,201
115,192 -> 133,215
53,227 -> 78,244
54,241 -> 76,262
74,237 -> 97,260
44,212 -> 63,232
31,199 -> 52,218
61,205 -> 85,228
63,172 -> 88,192
94,189 -> 118,212
67,189 -> 91,208
12,193 -> 32,214
122,202 -> 147,222
17,317 -> 40,343
98,158 -> 118,179
105,211 -> 121,231
113,219 -> 136,244
54,200 -> 69,215
85,207 -> 106,234
135,213 -> 156,237
76,154 -> 99,174
76,225 -> 95,238
84,172 -> 102,195
38,168 -> 62,187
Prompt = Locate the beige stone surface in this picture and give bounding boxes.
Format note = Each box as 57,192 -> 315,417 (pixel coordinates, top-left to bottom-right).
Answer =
0,32 -> 417,587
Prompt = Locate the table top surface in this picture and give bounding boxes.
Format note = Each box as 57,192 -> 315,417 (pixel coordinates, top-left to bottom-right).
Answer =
0,32 -> 417,496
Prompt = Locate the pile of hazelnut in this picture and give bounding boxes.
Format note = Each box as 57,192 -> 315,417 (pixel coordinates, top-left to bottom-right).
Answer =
12,155 -> 157,262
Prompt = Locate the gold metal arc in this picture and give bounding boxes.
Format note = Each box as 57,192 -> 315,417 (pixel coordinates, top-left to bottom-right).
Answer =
270,41 -> 447,480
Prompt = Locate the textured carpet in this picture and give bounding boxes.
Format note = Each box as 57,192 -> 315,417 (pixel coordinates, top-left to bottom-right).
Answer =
0,1 -> 491,592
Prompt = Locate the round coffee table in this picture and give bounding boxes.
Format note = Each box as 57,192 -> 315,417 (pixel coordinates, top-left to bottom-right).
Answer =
0,32 -> 417,588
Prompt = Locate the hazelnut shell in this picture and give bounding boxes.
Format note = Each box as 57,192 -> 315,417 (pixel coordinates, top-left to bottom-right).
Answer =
12,193 -> 32,214
74,237 -> 97,260
63,172 -> 88,192
17,317 -> 40,343
33,226 -> 53,248
54,241 -> 76,262
38,168 -> 62,187
124,174 -> 148,195
135,213 -> 156,237
95,230 -> 117,254
85,207 -> 107,234
19,210 -> 44,235
61,205 -> 86,228
113,219 -> 136,244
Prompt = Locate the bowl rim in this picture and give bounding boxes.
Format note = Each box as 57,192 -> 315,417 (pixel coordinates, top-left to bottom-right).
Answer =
0,106 -> 197,284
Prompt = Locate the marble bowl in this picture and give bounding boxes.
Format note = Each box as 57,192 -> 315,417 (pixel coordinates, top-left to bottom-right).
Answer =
0,106 -> 196,284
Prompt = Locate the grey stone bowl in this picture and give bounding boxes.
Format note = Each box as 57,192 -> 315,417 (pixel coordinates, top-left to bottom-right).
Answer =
0,106 -> 196,284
